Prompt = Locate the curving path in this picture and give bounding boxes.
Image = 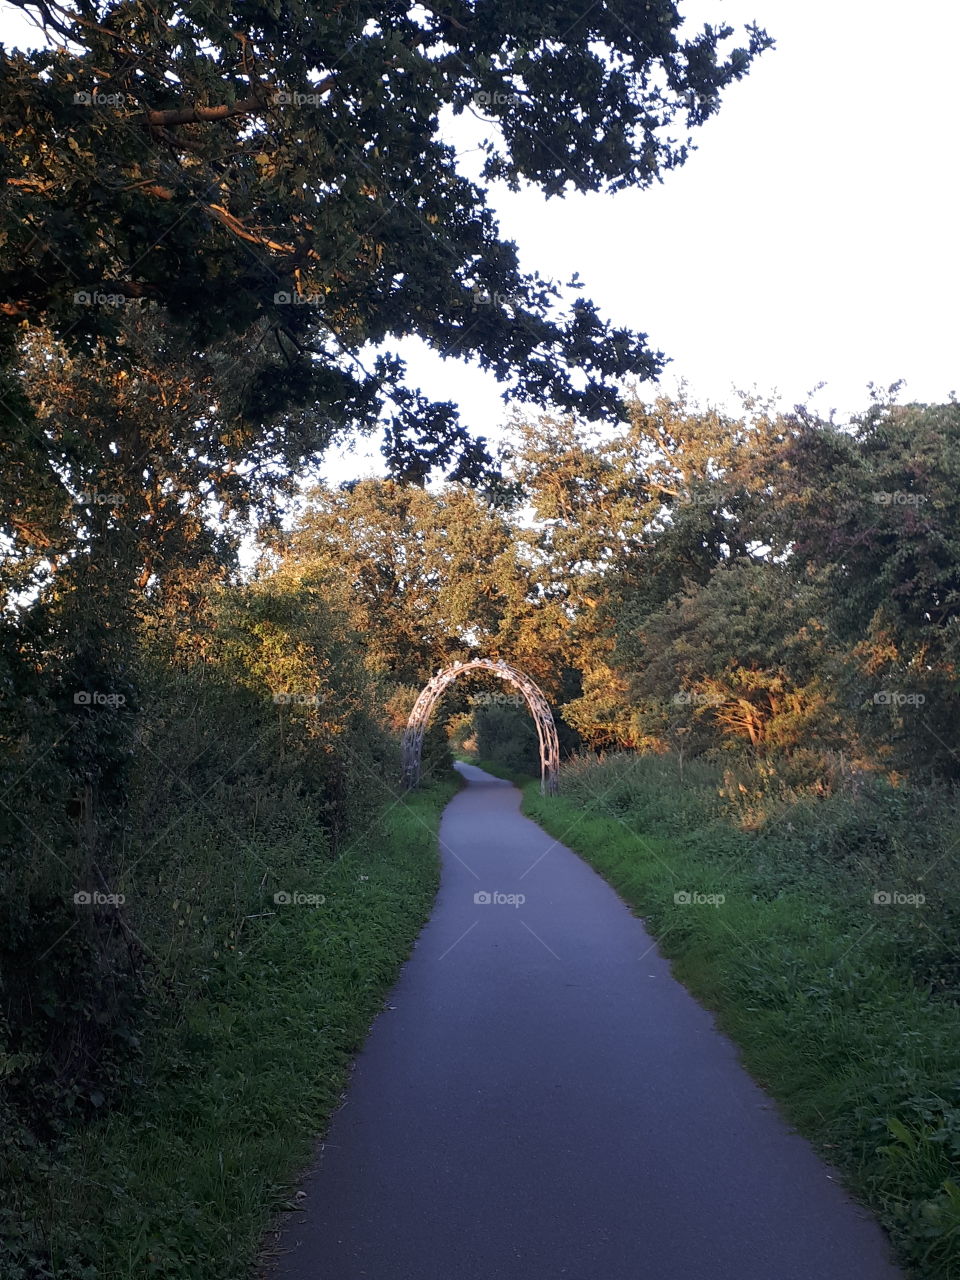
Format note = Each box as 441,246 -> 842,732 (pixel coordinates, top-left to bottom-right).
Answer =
267,763 -> 903,1280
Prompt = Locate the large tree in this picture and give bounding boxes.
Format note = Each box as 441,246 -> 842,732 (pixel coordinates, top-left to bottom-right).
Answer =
507,395 -> 784,743
1,0 -> 770,483
282,478 -> 562,688
748,401 -> 960,779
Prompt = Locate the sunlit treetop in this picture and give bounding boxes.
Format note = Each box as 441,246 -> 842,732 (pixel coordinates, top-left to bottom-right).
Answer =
1,0 -> 771,479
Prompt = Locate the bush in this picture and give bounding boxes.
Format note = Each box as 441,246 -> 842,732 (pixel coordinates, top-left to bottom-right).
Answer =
0,563 -> 411,1273
474,703 -> 540,775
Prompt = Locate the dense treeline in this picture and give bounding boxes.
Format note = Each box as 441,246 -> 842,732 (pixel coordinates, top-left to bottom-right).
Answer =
283,392 -> 960,782
1,561 -> 410,1230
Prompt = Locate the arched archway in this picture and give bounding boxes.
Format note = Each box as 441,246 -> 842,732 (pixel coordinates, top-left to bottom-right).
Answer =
402,659 -> 560,795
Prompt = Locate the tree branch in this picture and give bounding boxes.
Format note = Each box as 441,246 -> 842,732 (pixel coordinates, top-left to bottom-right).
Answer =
146,95 -> 264,126
144,74 -> 335,127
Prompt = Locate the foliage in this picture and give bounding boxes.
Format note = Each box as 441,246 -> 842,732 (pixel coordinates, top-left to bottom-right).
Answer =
505,395 -> 960,782
2,773 -> 456,1279
0,0 -> 770,479
282,479 -> 537,684
273,394 -> 960,788
473,702 -> 540,775
617,559 -> 842,753
0,561 -> 403,1265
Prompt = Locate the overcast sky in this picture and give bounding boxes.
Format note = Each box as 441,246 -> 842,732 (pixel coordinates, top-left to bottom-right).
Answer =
4,0 -> 957,487
368,0 -> 960,483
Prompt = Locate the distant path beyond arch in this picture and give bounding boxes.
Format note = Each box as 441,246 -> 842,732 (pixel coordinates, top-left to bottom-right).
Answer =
401,658 -> 560,794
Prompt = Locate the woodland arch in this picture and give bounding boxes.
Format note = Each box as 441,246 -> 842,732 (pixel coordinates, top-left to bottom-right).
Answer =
401,659 -> 560,795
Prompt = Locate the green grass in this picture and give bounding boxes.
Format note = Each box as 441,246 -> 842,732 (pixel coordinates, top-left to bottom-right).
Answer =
9,775 -> 457,1280
521,755 -> 960,1280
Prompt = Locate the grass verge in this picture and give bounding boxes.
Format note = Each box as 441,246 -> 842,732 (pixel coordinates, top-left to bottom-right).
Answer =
520,757 -> 960,1280
9,775 -> 457,1280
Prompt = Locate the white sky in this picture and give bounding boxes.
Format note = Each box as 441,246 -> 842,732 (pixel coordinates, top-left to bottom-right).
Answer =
4,0 -> 958,488
329,0 -> 960,479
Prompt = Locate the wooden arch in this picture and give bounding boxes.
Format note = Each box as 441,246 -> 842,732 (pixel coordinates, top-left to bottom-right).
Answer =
401,658 -> 560,794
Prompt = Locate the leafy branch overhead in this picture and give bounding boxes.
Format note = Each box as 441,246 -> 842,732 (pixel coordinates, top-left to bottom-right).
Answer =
0,0 -> 770,479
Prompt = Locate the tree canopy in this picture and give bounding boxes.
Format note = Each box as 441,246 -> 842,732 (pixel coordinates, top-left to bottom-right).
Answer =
1,0 -> 770,481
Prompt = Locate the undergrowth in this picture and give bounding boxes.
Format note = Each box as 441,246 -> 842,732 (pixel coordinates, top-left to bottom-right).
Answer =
2,776 -> 456,1280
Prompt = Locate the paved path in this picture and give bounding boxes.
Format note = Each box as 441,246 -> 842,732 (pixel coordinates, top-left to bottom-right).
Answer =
268,763 -> 903,1279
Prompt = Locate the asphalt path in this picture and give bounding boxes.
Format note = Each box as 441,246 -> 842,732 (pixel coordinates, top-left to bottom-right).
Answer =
268,762 -> 903,1280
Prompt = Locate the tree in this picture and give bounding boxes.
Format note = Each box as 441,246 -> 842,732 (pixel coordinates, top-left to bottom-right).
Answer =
753,402 -> 960,779
509,394 -> 783,744
1,0 -> 771,479
282,478 -> 537,685
616,559 -> 841,755
582,396 -> 960,778
3,313 -> 362,601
